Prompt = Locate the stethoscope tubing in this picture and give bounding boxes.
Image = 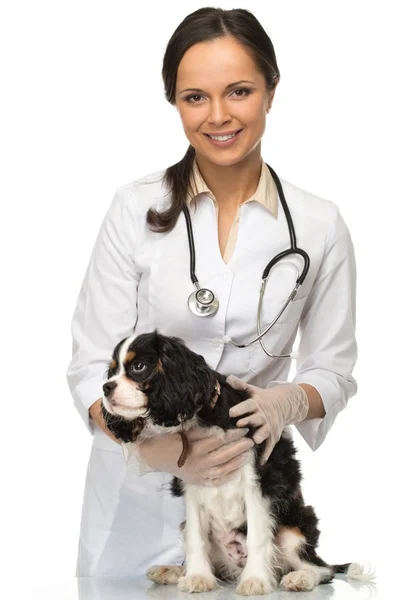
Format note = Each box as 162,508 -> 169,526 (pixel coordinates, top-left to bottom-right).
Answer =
182,162 -> 311,357
183,163 -> 310,286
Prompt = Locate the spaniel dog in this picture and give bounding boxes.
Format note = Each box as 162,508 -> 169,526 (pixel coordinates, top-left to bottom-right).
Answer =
101,330 -> 373,595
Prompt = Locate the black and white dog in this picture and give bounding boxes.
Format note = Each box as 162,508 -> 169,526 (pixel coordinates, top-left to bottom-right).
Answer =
101,330 -> 373,595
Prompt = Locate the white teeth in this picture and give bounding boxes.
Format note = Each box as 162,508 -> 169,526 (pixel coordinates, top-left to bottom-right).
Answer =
209,131 -> 238,141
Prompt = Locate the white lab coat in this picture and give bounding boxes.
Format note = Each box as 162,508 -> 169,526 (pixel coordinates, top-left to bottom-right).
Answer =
66,166 -> 357,577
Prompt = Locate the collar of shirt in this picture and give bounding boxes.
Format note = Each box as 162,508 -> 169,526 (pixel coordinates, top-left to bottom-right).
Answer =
186,157 -> 278,219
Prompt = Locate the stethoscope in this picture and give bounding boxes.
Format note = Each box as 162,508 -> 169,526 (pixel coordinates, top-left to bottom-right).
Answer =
183,163 -> 310,359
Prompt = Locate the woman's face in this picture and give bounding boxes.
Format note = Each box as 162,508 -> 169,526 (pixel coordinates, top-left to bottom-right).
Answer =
175,36 -> 275,166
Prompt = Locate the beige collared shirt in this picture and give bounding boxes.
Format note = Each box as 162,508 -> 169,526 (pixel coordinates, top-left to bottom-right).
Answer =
186,158 -> 278,263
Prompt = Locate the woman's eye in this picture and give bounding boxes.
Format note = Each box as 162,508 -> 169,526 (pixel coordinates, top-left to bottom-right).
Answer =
133,362 -> 146,372
184,88 -> 251,103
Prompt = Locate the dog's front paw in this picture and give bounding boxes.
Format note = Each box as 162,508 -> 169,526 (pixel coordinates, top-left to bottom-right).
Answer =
177,573 -> 218,593
280,569 -> 317,591
146,564 -> 184,584
235,576 -> 275,596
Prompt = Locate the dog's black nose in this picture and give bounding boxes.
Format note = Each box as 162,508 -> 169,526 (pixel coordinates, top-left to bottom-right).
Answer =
103,381 -> 117,396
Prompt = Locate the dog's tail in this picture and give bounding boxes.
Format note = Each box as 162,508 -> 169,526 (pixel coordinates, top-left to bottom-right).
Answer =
331,561 -> 376,581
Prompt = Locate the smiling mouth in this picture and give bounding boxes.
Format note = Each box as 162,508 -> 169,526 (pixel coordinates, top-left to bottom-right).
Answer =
204,129 -> 242,137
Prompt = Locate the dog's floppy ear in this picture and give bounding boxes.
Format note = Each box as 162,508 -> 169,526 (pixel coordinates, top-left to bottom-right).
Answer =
148,335 -> 215,425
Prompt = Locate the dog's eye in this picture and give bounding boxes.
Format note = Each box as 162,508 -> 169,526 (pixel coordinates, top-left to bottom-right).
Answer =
132,361 -> 146,372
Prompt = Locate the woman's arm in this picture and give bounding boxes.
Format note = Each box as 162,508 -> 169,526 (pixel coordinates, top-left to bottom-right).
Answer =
89,397 -> 122,445
291,205 -> 357,450
298,384 -> 326,419
66,187 -> 140,435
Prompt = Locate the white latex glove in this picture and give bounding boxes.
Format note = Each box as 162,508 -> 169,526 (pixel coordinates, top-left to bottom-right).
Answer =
226,375 -> 309,465
121,426 -> 254,486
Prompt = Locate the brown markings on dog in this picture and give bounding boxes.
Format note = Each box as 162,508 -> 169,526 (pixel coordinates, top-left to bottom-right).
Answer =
274,525 -> 305,546
124,351 -> 136,364
110,359 -> 117,370
156,359 -> 164,374
132,417 -> 146,440
287,526 -> 303,538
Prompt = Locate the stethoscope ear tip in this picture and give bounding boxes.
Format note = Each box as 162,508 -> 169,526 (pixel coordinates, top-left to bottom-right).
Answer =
290,351 -> 299,359
222,335 -> 232,344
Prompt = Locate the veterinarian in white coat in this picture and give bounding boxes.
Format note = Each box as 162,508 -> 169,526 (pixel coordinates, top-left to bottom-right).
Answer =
66,13 -> 357,579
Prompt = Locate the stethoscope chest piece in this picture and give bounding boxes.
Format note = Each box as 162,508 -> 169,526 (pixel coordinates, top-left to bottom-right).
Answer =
188,287 -> 219,317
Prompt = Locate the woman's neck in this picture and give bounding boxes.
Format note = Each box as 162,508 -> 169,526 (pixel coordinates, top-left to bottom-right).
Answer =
195,151 -> 263,211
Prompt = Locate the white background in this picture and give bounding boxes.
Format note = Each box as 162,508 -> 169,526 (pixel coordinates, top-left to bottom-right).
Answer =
1,0 -> 398,596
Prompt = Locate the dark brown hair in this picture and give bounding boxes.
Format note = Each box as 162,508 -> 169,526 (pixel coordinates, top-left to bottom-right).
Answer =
146,7 -> 280,234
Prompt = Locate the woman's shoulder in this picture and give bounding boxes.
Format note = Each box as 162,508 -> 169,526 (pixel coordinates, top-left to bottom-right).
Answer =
116,169 -> 168,210
279,175 -> 341,225
119,167 -> 167,188
113,167 -> 343,228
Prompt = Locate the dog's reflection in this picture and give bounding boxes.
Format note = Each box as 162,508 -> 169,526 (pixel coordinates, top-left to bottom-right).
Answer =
76,572 -> 377,600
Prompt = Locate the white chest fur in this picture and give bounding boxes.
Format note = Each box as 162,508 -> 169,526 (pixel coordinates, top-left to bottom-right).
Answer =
187,464 -> 249,538
182,456 -> 277,584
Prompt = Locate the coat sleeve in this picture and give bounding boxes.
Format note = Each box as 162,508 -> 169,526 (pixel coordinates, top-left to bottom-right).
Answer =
289,205 -> 357,450
65,186 -> 141,434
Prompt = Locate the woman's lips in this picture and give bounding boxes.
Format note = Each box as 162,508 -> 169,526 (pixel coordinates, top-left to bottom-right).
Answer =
204,129 -> 243,147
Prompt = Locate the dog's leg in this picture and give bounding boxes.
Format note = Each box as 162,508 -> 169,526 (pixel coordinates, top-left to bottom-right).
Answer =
177,487 -> 220,593
146,521 -> 186,584
235,465 -> 277,596
146,565 -> 185,584
277,526 -> 333,591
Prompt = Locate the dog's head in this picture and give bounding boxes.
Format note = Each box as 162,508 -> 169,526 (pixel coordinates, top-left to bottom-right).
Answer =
101,330 -> 218,442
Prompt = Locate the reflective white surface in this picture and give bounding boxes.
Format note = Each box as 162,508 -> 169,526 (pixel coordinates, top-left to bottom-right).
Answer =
8,573 -> 388,600
77,575 -> 379,599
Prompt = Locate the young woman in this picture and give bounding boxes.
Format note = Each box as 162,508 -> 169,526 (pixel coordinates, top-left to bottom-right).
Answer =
66,7 -> 357,578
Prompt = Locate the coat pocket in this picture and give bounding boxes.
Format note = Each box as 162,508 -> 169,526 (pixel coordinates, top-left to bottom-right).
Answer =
261,294 -> 308,325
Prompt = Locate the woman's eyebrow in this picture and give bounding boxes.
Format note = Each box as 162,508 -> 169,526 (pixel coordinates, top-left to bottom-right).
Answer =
178,80 -> 256,95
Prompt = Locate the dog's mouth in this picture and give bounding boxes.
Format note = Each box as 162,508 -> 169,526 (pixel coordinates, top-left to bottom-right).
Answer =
104,398 -> 148,419
113,403 -> 146,410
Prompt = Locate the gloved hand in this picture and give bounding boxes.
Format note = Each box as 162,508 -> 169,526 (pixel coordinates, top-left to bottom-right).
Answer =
226,376 -> 309,465
121,426 -> 254,487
